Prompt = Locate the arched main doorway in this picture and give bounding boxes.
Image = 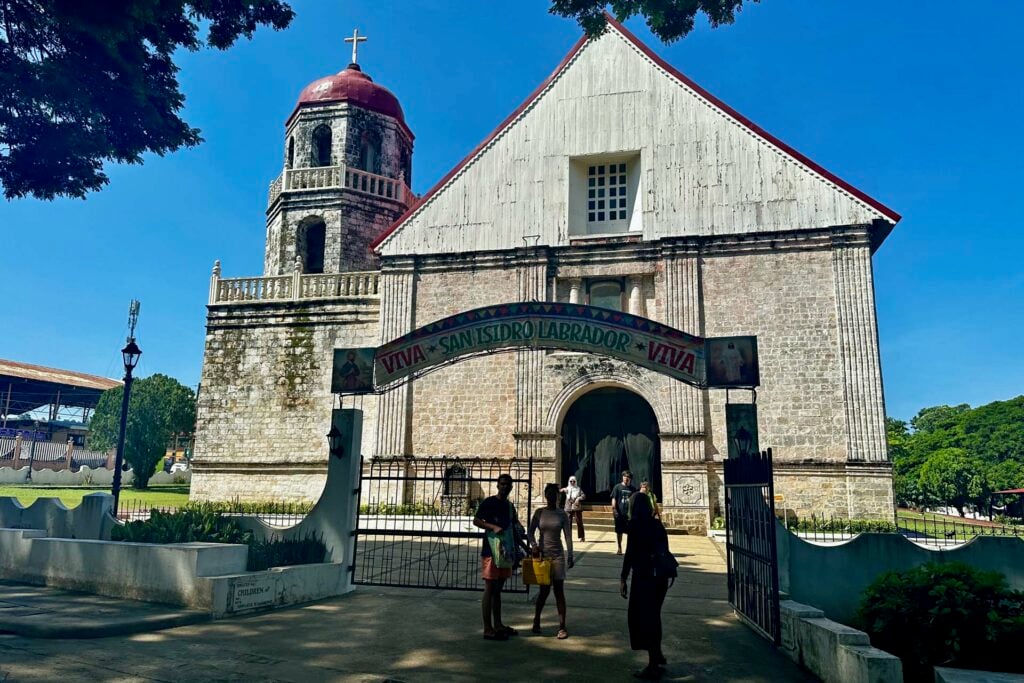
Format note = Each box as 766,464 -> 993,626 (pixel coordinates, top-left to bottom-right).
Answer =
560,387 -> 660,503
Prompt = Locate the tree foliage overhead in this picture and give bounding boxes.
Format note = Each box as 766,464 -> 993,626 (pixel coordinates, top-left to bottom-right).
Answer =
889,396 -> 1024,515
89,374 -> 196,489
549,0 -> 755,43
0,0 -> 294,200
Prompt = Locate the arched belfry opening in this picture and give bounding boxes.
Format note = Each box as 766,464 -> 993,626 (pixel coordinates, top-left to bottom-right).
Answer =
358,130 -> 381,174
560,387 -> 661,504
297,218 -> 326,274
311,125 -> 332,167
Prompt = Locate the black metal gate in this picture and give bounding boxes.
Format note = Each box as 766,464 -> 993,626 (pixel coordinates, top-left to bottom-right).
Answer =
724,448 -> 781,644
352,456 -> 533,592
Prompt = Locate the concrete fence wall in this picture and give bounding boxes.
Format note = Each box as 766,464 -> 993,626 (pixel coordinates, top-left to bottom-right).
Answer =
780,600 -> 902,683
0,493 -> 117,539
0,465 -> 191,486
0,528 -> 248,608
776,522 -> 1024,625
0,409 -> 363,617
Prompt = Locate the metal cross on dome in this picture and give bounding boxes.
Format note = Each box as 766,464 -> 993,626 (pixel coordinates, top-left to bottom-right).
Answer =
344,28 -> 367,65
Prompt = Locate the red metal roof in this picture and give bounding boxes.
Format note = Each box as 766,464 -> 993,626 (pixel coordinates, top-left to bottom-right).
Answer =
994,489 -> 1024,495
370,13 -> 900,252
0,359 -> 120,391
287,64 -> 413,139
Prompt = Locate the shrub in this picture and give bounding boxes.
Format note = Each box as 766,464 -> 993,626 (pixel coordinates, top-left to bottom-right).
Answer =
247,533 -> 327,571
785,516 -> 898,533
112,507 -> 328,571
112,506 -> 251,545
994,514 -> 1023,527
182,499 -> 314,515
359,502 -> 439,516
856,562 -> 1024,681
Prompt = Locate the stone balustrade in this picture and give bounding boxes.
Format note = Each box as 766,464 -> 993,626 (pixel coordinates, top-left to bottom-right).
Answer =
268,164 -> 411,205
209,264 -> 380,305
267,175 -> 282,205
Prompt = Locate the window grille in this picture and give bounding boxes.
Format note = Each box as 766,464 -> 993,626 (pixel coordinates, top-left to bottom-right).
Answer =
587,162 -> 629,224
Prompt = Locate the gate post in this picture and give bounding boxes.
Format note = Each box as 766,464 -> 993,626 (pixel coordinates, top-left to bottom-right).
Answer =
276,408 -> 363,593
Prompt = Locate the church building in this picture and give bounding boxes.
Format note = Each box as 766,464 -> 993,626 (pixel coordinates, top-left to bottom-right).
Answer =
192,18 -> 899,531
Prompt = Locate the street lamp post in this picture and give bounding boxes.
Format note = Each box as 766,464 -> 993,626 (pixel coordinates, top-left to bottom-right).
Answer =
25,421 -> 39,483
112,339 -> 142,515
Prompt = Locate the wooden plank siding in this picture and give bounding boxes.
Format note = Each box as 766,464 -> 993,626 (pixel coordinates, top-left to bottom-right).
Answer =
379,26 -> 891,256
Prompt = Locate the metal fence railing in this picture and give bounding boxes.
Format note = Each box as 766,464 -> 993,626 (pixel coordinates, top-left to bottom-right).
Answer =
785,514 -> 1024,547
114,499 -> 312,527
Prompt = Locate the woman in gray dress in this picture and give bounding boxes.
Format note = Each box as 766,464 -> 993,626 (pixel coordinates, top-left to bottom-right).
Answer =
528,482 -> 575,639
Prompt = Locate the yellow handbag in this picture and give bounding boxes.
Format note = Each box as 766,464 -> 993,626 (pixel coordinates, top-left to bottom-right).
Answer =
522,557 -> 552,586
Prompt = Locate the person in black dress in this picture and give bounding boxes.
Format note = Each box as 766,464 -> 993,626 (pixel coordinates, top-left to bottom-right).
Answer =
619,492 -> 670,679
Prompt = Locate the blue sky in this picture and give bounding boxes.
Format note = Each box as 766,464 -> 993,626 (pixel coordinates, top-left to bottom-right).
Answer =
1,0 -> 1021,422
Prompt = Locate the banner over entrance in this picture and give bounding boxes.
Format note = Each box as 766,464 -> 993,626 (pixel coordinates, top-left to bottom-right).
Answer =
373,302 -> 707,388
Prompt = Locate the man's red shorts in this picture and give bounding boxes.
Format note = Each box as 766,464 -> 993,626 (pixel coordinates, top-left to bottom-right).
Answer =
481,556 -> 512,580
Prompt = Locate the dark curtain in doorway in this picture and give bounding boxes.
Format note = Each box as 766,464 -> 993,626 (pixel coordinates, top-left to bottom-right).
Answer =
560,388 -> 660,502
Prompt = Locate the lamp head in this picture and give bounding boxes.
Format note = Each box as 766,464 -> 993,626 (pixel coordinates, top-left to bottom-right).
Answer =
121,340 -> 142,372
327,424 -> 345,459
734,425 -> 753,458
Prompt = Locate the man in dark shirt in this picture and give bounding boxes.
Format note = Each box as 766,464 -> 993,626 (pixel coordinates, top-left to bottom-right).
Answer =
611,470 -> 637,554
473,473 -> 518,640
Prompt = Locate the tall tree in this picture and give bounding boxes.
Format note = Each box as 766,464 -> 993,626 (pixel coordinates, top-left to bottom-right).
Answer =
550,0 -> 755,43
0,0 -> 294,200
960,396 -> 1024,463
909,404 -> 971,435
888,417 -> 926,508
89,374 -> 196,489
918,448 -> 989,517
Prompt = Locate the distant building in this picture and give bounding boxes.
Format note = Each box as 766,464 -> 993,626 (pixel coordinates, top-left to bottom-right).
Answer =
0,358 -> 120,468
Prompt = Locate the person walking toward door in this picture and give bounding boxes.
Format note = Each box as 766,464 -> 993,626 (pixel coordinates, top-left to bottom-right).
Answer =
611,470 -> 637,554
620,492 -> 670,679
561,475 -> 586,541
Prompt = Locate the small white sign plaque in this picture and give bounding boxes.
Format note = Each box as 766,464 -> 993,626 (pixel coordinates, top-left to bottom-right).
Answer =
230,575 -> 277,613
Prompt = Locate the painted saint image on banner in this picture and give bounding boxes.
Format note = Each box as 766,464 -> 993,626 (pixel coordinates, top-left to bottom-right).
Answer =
706,336 -> 759,388
331,348 -> 375,394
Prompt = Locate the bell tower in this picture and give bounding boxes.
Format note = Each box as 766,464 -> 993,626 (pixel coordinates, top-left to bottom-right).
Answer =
265,30 -> 414,275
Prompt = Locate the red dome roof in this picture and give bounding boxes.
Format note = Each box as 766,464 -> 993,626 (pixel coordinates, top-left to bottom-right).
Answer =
295,64 -> 405,124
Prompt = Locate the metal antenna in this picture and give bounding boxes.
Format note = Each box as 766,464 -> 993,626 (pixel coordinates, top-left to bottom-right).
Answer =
127,299 -> 141,342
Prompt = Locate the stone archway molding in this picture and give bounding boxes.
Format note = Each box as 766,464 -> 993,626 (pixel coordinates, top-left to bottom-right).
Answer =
545,372 -> 669,435
372,301 -> 705,389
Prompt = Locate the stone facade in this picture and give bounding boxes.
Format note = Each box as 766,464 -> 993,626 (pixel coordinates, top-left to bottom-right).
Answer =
191,21 -> 898,530
191,299 -> 380,502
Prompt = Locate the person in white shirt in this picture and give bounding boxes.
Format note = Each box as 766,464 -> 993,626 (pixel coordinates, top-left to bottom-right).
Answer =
560,476 -> 587,542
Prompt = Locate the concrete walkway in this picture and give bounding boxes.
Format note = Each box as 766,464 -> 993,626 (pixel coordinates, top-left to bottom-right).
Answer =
0,532 -> 815,682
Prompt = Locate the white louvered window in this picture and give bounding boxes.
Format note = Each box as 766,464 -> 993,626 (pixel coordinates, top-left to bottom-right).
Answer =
587,162 -> 629,226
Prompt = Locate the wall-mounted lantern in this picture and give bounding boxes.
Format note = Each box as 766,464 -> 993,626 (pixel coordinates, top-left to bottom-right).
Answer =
327,424 -> 345,460
734,426 -> 753,459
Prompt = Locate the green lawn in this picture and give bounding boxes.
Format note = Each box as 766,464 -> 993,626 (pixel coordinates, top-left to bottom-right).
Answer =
897,508 -> 1023,541
898,508 -> 995,526
0,485 -> 190,508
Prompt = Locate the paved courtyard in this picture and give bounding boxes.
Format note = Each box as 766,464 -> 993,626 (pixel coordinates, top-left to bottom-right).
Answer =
0,532 -> 813,682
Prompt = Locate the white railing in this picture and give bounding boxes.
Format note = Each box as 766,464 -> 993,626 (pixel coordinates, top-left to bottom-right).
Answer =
297,272 -> 379,299
284,165 -> 344,191
270,164 -> 411,205
215,275 -> 293,303
209,263 -> 380,305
